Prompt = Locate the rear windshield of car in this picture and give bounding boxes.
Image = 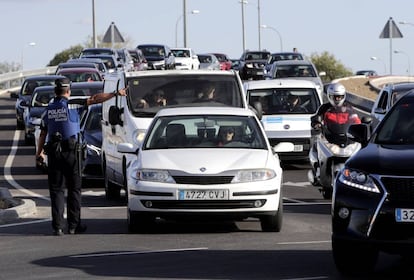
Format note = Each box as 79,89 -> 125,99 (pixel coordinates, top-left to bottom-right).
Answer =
126,75 -> 244,117
248,87 -> 320,114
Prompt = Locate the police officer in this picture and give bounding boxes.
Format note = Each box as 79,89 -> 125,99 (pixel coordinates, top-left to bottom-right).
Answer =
36,77 -> 126,236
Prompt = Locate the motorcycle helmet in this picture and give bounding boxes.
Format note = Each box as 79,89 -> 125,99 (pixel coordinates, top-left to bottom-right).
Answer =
327,83 -> 346,107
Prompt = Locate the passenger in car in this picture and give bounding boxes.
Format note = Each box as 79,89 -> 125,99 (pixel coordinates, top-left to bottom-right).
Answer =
217,127 -> 235,146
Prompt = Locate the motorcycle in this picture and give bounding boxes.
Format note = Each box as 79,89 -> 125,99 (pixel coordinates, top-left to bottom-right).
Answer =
307,116 -> 370,199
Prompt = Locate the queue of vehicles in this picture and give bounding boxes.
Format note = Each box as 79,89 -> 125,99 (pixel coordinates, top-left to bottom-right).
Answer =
11,45 -> 414,276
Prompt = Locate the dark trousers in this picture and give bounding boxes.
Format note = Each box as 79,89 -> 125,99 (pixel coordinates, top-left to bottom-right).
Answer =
47,148 -> 82,231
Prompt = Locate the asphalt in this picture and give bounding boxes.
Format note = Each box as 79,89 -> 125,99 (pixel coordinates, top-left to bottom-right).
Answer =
0,188 -> 37,224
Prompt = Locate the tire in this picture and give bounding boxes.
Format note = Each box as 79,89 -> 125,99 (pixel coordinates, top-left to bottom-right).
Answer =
16,119 -> 25,130
128,210 -> 155,233
332,238 -> 378,276
103,161 -> 121,200
260,194 -> 283,232
321,187 -> 332,199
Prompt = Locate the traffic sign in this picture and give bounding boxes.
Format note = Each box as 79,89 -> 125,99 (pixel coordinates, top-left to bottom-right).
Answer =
379,17 -> 403,39
102,22 -> 125,44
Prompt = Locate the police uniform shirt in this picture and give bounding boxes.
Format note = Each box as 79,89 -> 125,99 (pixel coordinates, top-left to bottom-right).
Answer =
40,96 -> 87,141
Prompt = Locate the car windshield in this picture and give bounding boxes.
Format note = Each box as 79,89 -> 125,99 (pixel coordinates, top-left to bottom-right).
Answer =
273,64 -> 316,78
248,88 -> 320,114
268,53 -> 303,63
126,74 -> 244,116
376,100 -> 414,144
84,107 -> 102,132
139,46 -> 165,58
245,52 -> 270,60
31,91 -> 54,107
22,79 -> 55,96
143,115 -> 267,150
172,49 -> 190,57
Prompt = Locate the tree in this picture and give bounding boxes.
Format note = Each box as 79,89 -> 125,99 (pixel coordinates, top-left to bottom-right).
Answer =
309,51 -> 353,83
47,45 -> 84,66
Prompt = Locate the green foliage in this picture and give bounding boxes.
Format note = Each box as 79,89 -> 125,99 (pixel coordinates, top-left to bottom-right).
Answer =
47,45 -> 84,66
309,51 -> 353,83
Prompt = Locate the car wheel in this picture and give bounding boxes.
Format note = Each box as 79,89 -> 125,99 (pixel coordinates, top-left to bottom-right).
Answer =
16,119 -> 25,130
103,161 -> 121,200
321,187 -> 332,199
128,210 -> 155,233
260,195 -> 283,232
332,238 -> 378,276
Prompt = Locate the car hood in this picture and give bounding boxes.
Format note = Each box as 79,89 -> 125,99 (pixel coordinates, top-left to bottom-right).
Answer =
347,143 -> 414,175
140,149 -> 271,174
29,107 -> 47,118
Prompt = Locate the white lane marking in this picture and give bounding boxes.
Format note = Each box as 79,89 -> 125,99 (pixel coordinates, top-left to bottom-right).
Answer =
70,247 -> 209,258
0,218 -> 51,228
4,130 -> 49,201
278,240 -> 331,245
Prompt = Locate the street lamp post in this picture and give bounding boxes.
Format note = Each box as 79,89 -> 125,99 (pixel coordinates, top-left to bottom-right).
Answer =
370,56 -> 387,75
21,42 -> 36,70
394,50 -> 411,76
175,9 -> 200,47
239,0 -> 248,53
399,21 -> 414,27
260,24 -> 283,51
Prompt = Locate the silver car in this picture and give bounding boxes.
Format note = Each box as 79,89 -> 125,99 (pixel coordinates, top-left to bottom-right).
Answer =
265,60 -> 325,95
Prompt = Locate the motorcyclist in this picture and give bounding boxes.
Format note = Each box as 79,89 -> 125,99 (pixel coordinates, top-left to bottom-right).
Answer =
311,82 -> 361,145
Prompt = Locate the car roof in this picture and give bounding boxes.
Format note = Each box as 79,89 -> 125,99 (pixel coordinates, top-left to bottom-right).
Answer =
386,82 -> 414,91
24,75 -> 66,81
31,81 -> 104,93
57,67 -> 101,73
154,107 -> 255,118
244,79 -> 319,90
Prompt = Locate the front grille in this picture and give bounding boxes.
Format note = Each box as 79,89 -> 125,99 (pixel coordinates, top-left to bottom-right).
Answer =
141,199 -> 266,209
172,176 -> 234,185
381,177 -> 414,202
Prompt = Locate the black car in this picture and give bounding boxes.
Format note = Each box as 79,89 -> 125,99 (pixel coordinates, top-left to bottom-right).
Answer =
137,44 -> 176,70
14,75 -> 66,130
238,50 -> 270,80
332,89 -> 414,275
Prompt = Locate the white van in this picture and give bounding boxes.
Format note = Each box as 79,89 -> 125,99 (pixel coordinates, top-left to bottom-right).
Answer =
244,79 -> 323,161
102,70 -> 250,199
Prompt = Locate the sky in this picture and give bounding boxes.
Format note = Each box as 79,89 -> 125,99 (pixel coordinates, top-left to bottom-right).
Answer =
2,0 -> 414,76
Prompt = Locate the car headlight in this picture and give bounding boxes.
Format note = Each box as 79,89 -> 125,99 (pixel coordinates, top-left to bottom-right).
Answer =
245,63 -> 253,68
338,168 -> 380,193
133,169 -> 175,183
232,169 -> 276,183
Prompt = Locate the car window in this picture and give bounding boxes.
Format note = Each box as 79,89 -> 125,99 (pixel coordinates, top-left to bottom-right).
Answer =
376,100 -> 414,144
144,115 -> 266,150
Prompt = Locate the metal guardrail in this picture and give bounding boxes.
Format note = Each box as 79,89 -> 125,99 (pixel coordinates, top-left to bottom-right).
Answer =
0,67 -> 57,89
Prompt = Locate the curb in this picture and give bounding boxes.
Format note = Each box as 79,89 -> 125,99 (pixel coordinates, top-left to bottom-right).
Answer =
0,188 -> 37,224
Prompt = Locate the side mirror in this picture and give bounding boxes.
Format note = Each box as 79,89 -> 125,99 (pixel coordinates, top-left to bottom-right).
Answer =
108,106 -> 123,126
348,124 -> 369,145
117,142 -> 137,154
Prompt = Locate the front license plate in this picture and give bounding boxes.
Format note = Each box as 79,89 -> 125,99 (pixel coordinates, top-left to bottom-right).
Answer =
395,208 -> 414,222
179,189 -> 229,200
294,145 -> 303,152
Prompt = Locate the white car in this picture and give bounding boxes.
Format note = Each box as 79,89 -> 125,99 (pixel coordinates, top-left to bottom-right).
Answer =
118,107 -> 293,232
244,79 -> 323,161
171,47 -> 200,70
